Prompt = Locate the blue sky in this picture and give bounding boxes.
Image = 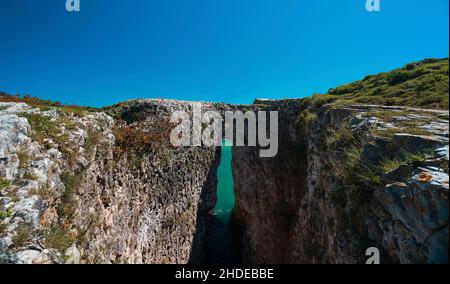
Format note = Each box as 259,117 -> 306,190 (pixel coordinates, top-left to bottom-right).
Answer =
0,0 -> 448,107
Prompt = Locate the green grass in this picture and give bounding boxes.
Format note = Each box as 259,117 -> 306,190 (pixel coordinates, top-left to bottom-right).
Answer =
378,151 -> 429,174
12,222 -> 34,247
19,113 -> 59,143
0,92 -> 99,114
17,151 -> 30,169
0,178 -> 11,190
23,172 -> 38,181
29,185 -> 54,201
328,121 -> 436,208
372,126 -> 431,139
58,171 -> 83,222
319,58 -> 449,110
326,121 -> 376,207
84,128 -> 102,157
0,208 -> 13,220
44,225 -> 74,252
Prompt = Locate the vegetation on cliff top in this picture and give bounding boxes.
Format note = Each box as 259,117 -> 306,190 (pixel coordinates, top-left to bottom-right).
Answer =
307,58 -> 449,110
0,92 -> 99,115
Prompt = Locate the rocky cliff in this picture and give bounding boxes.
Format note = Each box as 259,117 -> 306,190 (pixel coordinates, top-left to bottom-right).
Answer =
233,102 -> 448,264
1,59 -> 448,264
0,100 -> 227,264
231,59 -> 449,264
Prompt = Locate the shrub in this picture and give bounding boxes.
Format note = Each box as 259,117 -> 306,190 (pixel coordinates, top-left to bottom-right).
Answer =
84,128 -> 102,156
30,185 -> 53,201
17,151 -> 30,169
378,150 -> 429,174
0,208 -> 13,220
44,225 -> 73,252
19,113 -> 58,143
23,172 -> 38,181
0,178 -> 11,190
58,172 -> 82,222
388,71 -> 409,85
326,121 -> 378,207
12,222 -> 34,247
311,94 -> 337,109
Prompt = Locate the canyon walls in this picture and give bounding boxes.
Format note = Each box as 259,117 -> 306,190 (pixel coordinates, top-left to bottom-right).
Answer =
231,99 -> 309,263
232,102 -> 449,264
1,97 -> 449,264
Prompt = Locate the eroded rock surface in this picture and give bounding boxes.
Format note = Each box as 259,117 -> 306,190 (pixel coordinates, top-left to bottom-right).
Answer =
1,99 -> 448,264
0,100 -> 224,264
233,102 -> 449,264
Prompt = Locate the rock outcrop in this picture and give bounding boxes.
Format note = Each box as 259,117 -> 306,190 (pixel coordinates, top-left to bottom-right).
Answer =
233,102 -> 449,264
0,100 -> 225,264
1,97 -> 448,264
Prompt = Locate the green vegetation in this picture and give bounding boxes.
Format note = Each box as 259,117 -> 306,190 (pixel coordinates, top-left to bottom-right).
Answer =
0,92 -> 99,114
12,222 -> 34,247
327,121 -> 434,208
58,171 -> 83,222
296,108 -> 318,160
18,113 -> 59,143
0,178 -> 11,190
0,208 -> 13,220
84,128 -> 102,157
326,122 -> 377,207
313,58 -> 449,109
60,116 -> 80,131
17,151 -> 30,169
44,225 -> 74,252
29,185 -> 54,201
378,151 -> 429,173
23,172 -> 38,181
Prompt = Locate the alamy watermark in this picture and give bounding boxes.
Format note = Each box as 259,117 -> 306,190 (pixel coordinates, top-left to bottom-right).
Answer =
65,1 -> 381,13
365,247 -> 380,264
170,103 -> 278,158
366,0 -> 381,12
66,0 -> 80,12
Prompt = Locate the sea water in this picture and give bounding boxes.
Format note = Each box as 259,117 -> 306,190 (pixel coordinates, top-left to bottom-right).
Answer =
205,140 -> 241,264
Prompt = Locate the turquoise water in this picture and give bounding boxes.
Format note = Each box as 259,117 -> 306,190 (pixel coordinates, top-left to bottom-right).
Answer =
214,139 -> 234,220
205,140 -> 241,264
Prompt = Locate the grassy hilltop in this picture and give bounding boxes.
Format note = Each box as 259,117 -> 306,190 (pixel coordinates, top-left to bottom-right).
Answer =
309,58 -> 449,110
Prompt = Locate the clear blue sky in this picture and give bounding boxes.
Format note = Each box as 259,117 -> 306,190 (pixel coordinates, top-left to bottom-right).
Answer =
0,0 -> 448,107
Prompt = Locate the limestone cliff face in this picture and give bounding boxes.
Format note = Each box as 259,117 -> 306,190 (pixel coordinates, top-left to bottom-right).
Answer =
1,98 -> 448,264
233,102 -> 449,264
0,100 -> 224,264
293,105 -> 448,264
231,99 -> 310,263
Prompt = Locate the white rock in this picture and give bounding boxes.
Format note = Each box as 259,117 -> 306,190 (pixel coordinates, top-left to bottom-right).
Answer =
65,244 -> 81,264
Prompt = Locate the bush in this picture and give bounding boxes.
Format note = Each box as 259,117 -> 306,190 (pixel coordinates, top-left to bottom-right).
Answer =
58,172 -> 82,222
12,222 -> 34,247
19,113 -> 58,143
44,225 -> 73,252
84,128 -> 102,156
0,178 -> 11,190
17,151 -> 30,169
0,208 -> 13,220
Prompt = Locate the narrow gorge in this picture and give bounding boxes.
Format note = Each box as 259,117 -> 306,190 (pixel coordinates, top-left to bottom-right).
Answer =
1,59 -> 449,264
